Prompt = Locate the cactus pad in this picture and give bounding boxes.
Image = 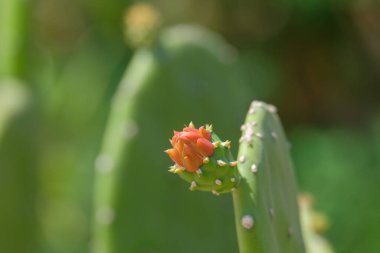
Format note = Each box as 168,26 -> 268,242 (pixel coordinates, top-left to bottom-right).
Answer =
232,101 -> 305,253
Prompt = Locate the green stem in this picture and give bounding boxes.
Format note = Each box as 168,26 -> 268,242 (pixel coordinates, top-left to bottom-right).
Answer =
0,0 -> 26,77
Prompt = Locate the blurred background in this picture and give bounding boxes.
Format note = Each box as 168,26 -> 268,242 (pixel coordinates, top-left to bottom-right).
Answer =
1,0 -> 380,252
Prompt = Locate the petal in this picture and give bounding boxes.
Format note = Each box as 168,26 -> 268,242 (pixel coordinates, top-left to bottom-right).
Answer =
183,127 -> 198,133
184,156 -> 199,172
179,132 -> 201,143
183,144 -> 203,164
183,144 -> 197,157
171,131 -> 180,146
171,137 -> 179,146
199,127 -> 211,140
196,138 -> 214,156
165,148 -> 182,166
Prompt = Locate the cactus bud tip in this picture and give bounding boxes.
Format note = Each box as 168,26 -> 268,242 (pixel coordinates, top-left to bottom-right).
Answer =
213,141 -> 221,148
212,190 -> 220,196
230,161 -> 238,167
189,181 -> 197,191
222,140 -> 231,149
217,160 -> 227,167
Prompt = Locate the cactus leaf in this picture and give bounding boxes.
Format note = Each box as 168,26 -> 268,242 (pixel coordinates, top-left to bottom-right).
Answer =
233,101 -> 305,253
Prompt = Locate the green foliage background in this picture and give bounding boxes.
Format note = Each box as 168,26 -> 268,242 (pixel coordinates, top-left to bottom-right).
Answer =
0,0 -> 379,252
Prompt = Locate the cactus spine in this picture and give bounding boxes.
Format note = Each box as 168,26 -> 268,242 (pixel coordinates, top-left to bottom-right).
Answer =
232,101 -> 305,253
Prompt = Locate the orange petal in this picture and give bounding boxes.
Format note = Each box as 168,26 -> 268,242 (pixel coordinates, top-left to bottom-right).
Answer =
175,141 -> 184,155
183,144 -> 196,157
171,131 -> 180,145
183,144 -> 203,164
179,132 -> 201,143
184,156 -> 199,172
183,127 -> 198,133
165,148 -> 182,166
196,138 -> 214,156
199,127 -> 211,140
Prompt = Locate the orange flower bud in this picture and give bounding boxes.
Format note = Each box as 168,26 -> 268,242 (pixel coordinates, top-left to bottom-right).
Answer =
166,123 -> 215,172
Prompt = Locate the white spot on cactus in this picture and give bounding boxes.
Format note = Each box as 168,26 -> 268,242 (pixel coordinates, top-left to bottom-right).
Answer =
123,120 -> 139,139
230,161 -> 238,167
230,177 -> 236,183
238,155 -> 246,164
248,121 -> 257,127
217,160 -> 227,167
248,107 -> 256,114
196,169 -> 202,177
255,132 -> 263,139
269,207 -> 275,218
252,101 -> 263,108
215,179 -> 222,186
96,206 -> 115,225
271,132 -> 277,139
231,187 -> 236,192
240,122 -> 257,145
95,154 -> 114,173
245,136 -> 253,145
267,104 -> 277,113
251,164 -> 257,173
189,181 -> 197,191
211,190 -> 220,196
241,215 -> 254,230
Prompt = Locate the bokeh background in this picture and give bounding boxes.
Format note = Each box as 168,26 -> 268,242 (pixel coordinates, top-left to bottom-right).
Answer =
1,0 -> 380,252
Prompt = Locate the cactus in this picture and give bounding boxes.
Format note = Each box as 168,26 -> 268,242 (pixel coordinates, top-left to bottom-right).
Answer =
93,24 -> 250,253
165,101 -> 306,253
299,194 -> 335,253
232,101 -> 305,253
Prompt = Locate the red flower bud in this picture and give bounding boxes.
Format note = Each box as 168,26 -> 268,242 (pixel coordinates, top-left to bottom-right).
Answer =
165,123 -> 215,172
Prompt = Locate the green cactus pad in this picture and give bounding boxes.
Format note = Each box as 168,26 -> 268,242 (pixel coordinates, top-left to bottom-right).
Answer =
232,101 -> 305,253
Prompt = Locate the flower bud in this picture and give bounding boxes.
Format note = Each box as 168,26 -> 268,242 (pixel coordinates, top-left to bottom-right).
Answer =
165,122 -> 240,194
